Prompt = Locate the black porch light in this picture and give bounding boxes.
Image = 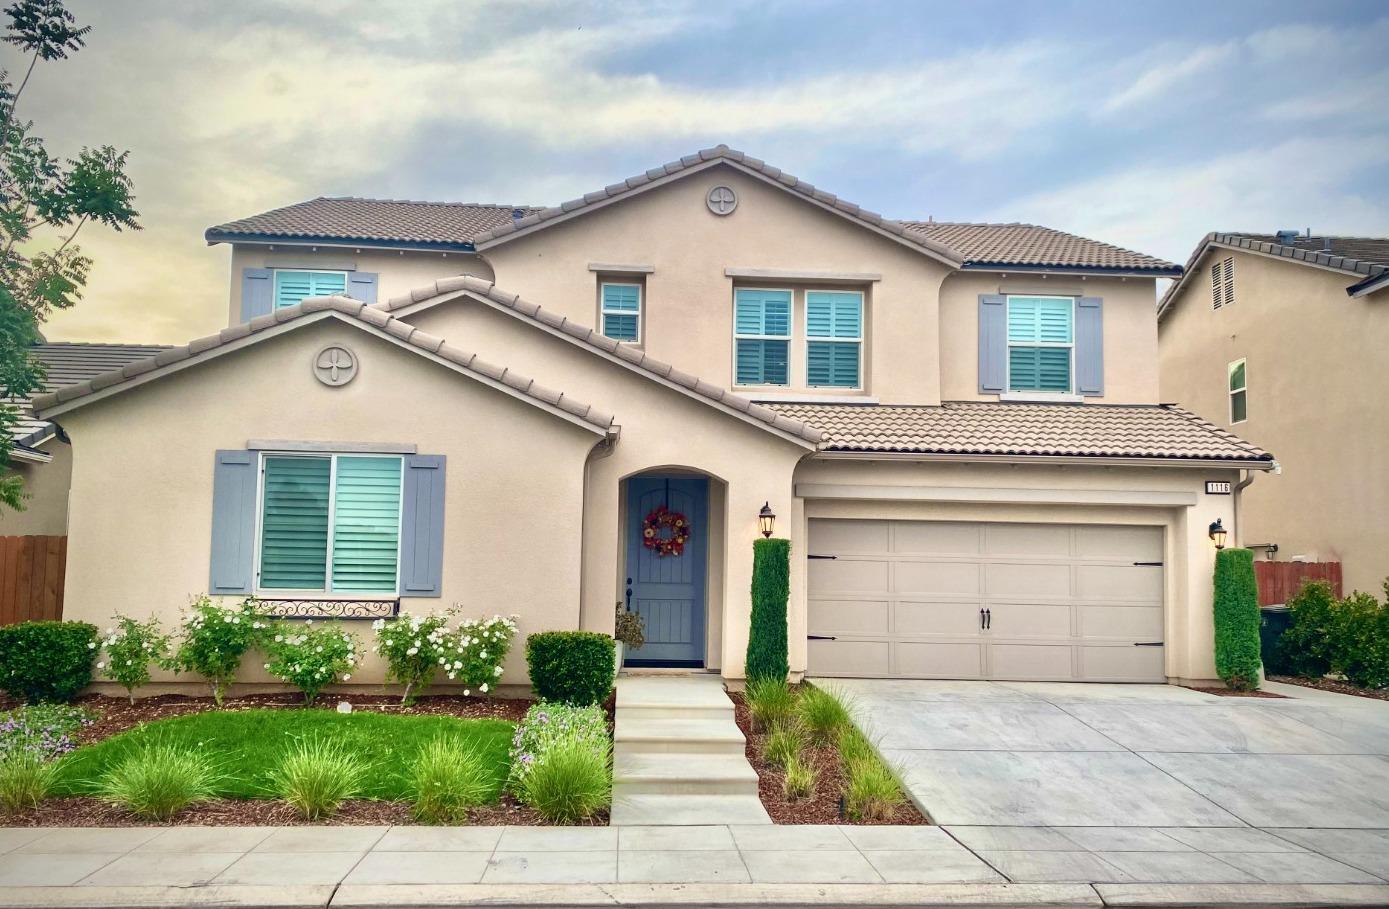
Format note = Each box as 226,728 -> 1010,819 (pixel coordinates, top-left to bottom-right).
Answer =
758,502 -> 776,538
1208,518 -> 1228,550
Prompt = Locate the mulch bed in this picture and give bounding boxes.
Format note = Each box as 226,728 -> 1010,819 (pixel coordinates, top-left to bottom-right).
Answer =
729,692 -> 926,826
1185,686 -> 1287,699
1268,675 -> 1389,702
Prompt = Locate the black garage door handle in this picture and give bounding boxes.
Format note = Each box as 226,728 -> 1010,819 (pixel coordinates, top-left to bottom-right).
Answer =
807,634 -> 837,641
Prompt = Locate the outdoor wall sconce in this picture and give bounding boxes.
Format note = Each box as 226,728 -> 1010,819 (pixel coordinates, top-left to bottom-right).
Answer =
1208,518 -> 1227,550
758,502 -> 776,538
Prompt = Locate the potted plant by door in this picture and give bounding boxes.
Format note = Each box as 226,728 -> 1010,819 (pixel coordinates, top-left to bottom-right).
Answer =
614,602 -> 645,677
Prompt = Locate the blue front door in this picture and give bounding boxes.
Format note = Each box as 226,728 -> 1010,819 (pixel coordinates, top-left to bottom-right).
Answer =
625,476 -> 708,666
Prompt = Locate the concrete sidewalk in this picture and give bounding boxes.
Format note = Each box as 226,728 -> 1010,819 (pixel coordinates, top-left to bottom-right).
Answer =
5,823 -> 1389,907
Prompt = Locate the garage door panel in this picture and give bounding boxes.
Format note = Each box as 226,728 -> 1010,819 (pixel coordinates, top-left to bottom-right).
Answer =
896,642 -> 984,678
809,599 -> 888,635
893,521 -> 982,555
810,519 -> 888,554
895,601 -> 982,636
990,643 -> 1073,680
1075,564 -> 1163,600
986,562 -> 1070,597
895,560 -> 981,596
809,558 -> 889,593
1075,525 -> 1163,561
1081,644 -> 1165,681
1079,604 -> 1164,639
988,602 -> 1071,638
985,523 -> 1072,557
809,639 -> 889,676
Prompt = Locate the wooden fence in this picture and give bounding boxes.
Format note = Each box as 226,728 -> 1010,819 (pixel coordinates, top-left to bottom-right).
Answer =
0,535 -> 67,625
1254,560 -> 1342,607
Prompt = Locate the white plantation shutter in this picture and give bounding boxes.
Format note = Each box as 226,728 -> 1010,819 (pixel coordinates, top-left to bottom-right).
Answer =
330,457 -> 403,593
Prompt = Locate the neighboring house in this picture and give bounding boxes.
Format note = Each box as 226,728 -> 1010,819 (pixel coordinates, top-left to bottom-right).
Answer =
1159,231 -> 1389,596
36,146 -> 1272,689
3,343 -> 168,536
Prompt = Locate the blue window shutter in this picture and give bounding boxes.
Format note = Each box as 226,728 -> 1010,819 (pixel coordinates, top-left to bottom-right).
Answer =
978,294 -> 1007,394
240,269 -> 273,323
399,455 -> 446,597
209,450 -> 257,594
1075,296 -> 1103,396
346,271 -> 378,305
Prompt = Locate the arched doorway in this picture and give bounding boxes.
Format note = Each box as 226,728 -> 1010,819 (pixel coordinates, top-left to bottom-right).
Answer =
622,472 -> 710,667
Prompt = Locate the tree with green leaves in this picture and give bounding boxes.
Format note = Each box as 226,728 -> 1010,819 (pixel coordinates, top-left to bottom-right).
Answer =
0,0 -> 138,509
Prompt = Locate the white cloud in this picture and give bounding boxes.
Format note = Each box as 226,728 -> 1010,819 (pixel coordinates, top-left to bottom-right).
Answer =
1101,43 -> 1236,114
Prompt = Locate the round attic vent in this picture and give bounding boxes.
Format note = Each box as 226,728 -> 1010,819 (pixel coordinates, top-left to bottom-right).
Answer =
706,185 -> 737,216
313,345 -> 358,387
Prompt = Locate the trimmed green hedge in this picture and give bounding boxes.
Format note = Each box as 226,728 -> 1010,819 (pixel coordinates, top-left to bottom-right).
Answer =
1213,548 -> 1262,690
1278,579 -> 1389,689
746,537 -> 790,683
525,631 -> 615,706
0,620 -> 99,703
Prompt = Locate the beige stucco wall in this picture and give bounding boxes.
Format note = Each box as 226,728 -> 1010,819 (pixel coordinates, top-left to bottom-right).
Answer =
1159,248 -> 1389,595
792,456 -> 1238,684
226,245 -> 496,327
480,164 -> 953,405
0,442 -> 71,536
58,316 -> 601,690
939,273 -> 1161,403
403,295 -> 810,678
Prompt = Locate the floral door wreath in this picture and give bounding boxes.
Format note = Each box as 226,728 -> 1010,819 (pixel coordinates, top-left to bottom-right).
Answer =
642,504 -> 691,557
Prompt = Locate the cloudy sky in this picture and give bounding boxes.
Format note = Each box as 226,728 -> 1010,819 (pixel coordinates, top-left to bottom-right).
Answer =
14,0 -> 1389,343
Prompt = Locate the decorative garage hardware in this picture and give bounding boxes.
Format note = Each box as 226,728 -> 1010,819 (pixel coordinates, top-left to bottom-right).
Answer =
313,345 -> 358,386
978,607 -> 992,630
262,598 -> 399,619
1205,480 -> 1233,495
1133,561 -> 1164,567
807,634 -> 837,641
1133,641 -> 1164,647
1208,518 -> 1228,549
807,554 -> 837,559
706,185 -> 737,216
758,501 -> 776,538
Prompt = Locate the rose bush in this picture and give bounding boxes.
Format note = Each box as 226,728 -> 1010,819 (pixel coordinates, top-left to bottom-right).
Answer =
373,611 -> 455,704
170,597 -> 269,706
440,615 -> 518,697
96,615 -> 171,704
263,621 -> 360,704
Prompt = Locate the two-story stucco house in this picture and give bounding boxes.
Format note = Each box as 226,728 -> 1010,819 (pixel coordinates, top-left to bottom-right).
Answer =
1159,231 -> 1389,596
35,146 -> 1273,689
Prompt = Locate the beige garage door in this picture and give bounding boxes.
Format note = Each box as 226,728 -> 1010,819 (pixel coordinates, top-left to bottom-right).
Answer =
807,519 -> 1165,682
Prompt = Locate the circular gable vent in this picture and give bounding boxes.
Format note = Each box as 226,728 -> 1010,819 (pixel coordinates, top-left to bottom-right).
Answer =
706,185 -> 737,216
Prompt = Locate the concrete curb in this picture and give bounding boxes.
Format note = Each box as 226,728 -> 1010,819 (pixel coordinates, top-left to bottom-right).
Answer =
0,885 -> 335,908
1094,883 -> 1389,907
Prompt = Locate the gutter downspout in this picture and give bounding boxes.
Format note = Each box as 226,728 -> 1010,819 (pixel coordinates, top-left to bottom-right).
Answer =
1232,466 -> 1264,548
580,430 -> 621,633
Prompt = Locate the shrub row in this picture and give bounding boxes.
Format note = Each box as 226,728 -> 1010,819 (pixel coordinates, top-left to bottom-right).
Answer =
1276,579 -> 1389,690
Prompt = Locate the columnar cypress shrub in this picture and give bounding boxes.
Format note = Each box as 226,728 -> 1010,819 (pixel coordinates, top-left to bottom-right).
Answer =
1213,548 -> 1262,690
745,537 -> 790,682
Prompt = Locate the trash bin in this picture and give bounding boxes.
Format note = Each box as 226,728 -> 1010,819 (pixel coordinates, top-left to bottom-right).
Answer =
1260,604 -> 1292,674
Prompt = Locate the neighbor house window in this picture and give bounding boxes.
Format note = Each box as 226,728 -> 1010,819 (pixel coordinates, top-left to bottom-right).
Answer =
1228,358 -> 1247,424
257,454 -> 403,594
734,288 -> 791,385
805,291 -> 862,388
1006,295 -> 1073,393
1211,257 -> 1234,310
274,270 -> 348,310
600,282 -> 642,342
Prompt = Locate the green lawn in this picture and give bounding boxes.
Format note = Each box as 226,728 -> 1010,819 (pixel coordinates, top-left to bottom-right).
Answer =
54,709 -> 515,801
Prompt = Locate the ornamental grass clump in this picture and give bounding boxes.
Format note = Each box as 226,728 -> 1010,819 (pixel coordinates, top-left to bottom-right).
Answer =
781,754 -> 816,801
269,738 -> 365,820
263,621 -> 360,704
744,677 -> 795,733
797,685 -> 854,745
842,754 -> 907,821
508,702 -> 610,822
171,596 -> 269,706
440,615 -> 519,697
409,737 -> 498,824
96,615 -> 171,704
762,722 -> 804,768
373,611 -> 454,705
0,753 -> 56,813
96,744 -> 218,821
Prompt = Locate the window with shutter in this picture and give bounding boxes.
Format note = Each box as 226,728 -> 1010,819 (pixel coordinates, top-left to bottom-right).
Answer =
805,291 -> 862,388
600,282 -> 642,342
257,453 -> 404,594
1228,358 -> 1247,424
1006,296 -> 1074,393
273,270 -> 348,310
733,289 -> 791,385
1212,257 -> 1234,309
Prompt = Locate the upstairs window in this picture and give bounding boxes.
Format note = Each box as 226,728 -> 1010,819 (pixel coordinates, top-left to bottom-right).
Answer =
1006,295 -> 1073,393
1211,256 -> 1234,309
258,454 -> 403,594
734,288 -> 791,385
805,291 -> 862,388
600,282 -> 642,343
274,270 -> 348,310
1229,358 -> 1247,424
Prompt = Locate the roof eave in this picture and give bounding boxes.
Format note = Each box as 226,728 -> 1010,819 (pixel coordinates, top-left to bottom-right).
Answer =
813,450 -> 1277,469
961,262 -> 1182,278
1348,270 -> 1389,298
204,230 -> 478,253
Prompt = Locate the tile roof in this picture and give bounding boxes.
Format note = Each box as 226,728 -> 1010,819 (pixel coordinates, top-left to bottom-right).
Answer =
376,276 -> 824,447
765,401 -> 1274,464
205,198 -> 544,250
32,297 -> 618,436
1159,232 -> 1389,316
901,222 -> 1180,274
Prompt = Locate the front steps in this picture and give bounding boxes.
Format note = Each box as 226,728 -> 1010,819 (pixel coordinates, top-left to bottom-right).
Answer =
611,675 -> 771,826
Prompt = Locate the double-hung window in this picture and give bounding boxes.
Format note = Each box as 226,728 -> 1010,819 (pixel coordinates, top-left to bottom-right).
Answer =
257,454 -> 404,594
273,270 -> 348,310
600,282 -> 642,342
805,291 -> 862,388
733,289 -> 791,385
1228,359 -> 1247,424
1006,295 -> 1074,393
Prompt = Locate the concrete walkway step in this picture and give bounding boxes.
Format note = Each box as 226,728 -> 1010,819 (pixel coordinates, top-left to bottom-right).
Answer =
613,751 -> 760,796
609,792 -> 773,826
613,715 -> 745,755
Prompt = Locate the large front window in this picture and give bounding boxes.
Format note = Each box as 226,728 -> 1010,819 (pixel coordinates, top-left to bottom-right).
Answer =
734,288 -> 791,385
274,270 -> 348,310
1007,295 -> 1073,393
257,454 -> 403,594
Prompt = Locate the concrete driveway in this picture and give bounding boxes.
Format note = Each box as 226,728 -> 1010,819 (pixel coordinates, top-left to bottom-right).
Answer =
825,678 -> 1389,830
